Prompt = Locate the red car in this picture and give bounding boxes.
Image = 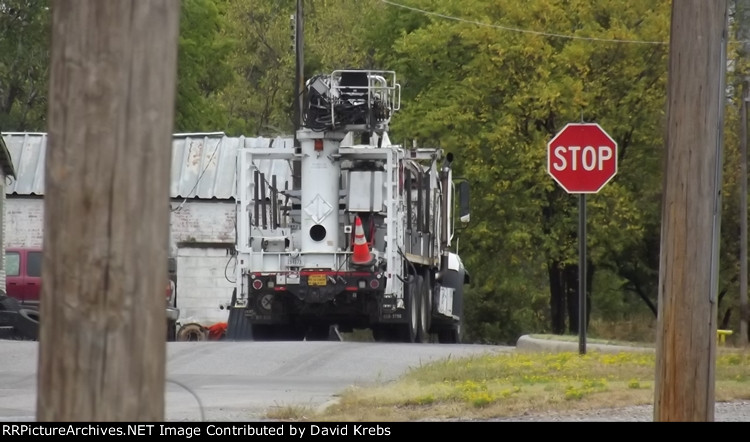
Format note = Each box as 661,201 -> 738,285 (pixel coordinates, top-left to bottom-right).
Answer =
5,247 -> 42,307
4,248 -> 179,340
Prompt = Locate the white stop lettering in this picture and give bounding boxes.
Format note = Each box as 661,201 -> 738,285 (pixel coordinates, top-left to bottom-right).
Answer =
552,145 -> 613,171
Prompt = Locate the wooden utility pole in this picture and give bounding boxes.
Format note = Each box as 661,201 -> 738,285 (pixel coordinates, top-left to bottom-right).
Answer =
654,0 -> 728,422
737,0 -> 750,346
293,0 -> 304,190
295,0 -> 305,133
38,1 -> 180,421
742,78 -> 749,346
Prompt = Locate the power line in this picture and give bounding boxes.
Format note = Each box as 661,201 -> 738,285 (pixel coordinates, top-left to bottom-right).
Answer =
380,0 -> 668,45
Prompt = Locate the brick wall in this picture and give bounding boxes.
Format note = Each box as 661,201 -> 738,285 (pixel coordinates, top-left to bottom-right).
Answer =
6,198 -> 237,249
175,247 -> 235,327
169,200 -> 235,254
170,199 -> 238,327
6,198 -> 44,248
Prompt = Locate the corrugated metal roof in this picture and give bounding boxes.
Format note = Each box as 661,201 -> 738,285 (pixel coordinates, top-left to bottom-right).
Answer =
0,136 -> 15,179
3,132 -> 46,195
2,132 -> 295,199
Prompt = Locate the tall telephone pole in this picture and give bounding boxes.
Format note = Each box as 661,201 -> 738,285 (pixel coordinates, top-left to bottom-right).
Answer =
737,0 -> 750,346
39,0 -> 180,420
293,0 -> 304,190
654,0 -> 727,422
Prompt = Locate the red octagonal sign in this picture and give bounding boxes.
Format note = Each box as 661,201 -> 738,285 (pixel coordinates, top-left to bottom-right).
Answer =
547,123 -> 617,194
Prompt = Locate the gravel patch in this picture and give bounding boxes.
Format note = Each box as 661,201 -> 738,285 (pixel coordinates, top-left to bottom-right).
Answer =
490,400 -> 750,421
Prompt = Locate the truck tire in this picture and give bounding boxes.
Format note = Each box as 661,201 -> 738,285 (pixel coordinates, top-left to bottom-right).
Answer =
177,323 -> 207,341
400,275 -> 419,343
437,323 -> 462,344
417,272 -> 431,343
14,308 -> 40,341
167,319 -> 177,341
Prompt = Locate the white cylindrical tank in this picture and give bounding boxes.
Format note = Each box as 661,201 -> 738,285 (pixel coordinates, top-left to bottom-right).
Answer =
297,129 -> 345,260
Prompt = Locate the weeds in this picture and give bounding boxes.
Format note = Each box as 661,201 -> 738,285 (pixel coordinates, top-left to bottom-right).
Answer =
270,346 -> 750,421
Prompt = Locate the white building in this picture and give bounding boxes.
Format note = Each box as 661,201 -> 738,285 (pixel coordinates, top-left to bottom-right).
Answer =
0,137 -> 16,293
2,132 -> 293,328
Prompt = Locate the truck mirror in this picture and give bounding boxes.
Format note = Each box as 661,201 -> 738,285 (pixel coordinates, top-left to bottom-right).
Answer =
458,181 -> 470,224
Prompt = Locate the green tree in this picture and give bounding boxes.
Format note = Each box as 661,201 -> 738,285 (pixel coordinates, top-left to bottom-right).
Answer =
0,0 -> 49,131
175,0 -> 235,132
0,0 -> 234,133
220,0 -> 379,136
220,0 -> 297,136
372,0 -> 671,343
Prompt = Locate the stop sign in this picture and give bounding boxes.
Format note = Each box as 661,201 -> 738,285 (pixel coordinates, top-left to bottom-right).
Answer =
547,123 -> 617,193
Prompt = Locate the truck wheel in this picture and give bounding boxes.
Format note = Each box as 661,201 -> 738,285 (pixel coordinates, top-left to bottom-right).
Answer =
417,273 -> 431,343
14,308 -> 40,341
437,323 -> 462,344
177,323 -> 207,341
166,319 -> 177,341
401,275 -> 419,343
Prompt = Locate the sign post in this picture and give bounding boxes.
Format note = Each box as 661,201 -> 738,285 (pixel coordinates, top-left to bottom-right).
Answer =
547,123 -> 617,354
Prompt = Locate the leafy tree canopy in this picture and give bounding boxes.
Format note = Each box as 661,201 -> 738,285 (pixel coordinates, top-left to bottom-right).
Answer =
0,0 -> 49,131
175,0 -> 235,132
370,0 -> 671,342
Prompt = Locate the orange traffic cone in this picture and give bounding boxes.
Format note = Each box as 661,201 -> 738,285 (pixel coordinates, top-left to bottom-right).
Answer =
351,215 -> 373,265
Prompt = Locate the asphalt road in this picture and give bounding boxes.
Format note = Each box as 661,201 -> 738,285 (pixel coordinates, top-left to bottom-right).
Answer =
0,340 -> 513,422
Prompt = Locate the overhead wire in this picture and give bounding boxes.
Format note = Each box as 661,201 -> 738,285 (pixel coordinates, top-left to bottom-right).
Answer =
380,0 -> 669,45
381,0 -> 750,48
